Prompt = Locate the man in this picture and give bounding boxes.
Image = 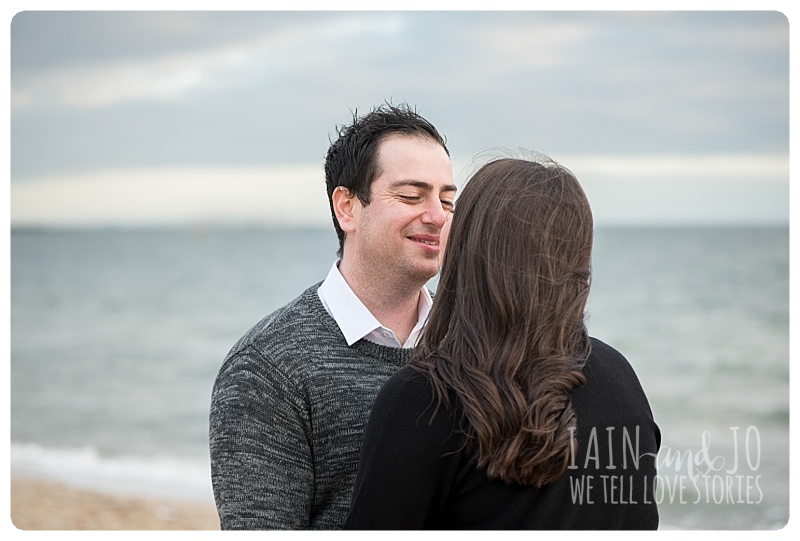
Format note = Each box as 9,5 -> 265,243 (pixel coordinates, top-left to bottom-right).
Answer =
209,103 -> 455,529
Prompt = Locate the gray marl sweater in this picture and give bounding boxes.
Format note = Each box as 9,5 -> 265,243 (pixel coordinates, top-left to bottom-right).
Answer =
209,283 -> 413,530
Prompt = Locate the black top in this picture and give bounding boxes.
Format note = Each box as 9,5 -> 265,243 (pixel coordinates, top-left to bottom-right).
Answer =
345,338 -> 660,530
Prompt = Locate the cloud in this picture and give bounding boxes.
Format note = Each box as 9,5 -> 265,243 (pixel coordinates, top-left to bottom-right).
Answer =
469,18 -> 591,71
10,166 -> 331,227
12,37 -> 270,109
8,11 -> 789,226
11,12 -> 408,110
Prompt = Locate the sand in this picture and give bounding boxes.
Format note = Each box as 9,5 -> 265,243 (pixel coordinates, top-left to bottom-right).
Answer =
10,476 -> 220,531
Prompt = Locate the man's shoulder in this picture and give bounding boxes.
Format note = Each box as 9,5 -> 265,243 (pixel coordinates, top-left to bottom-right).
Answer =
224,282 -> 339,363
250,284 -> 323,334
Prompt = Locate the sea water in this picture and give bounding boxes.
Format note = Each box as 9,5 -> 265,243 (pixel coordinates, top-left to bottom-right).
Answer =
9,226 -> 789,529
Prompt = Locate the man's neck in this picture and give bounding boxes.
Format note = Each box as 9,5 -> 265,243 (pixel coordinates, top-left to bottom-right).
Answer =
338,259 -> 425,346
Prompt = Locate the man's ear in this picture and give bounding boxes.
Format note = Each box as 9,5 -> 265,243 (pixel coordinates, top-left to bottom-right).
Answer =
332,186 -> 359,234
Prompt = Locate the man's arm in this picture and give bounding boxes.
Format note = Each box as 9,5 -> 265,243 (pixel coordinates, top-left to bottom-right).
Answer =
209,346 -> 314,529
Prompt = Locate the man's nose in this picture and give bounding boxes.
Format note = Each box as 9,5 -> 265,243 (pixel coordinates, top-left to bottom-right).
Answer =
421,198 -> 448,228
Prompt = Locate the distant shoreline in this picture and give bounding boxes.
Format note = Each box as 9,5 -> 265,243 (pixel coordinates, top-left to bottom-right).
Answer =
9,223 -> 790,235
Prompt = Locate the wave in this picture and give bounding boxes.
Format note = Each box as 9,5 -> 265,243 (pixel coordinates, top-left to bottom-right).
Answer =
10,442 -> 214,504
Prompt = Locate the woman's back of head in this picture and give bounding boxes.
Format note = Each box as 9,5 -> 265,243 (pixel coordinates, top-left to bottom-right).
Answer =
415,155 -> 594,486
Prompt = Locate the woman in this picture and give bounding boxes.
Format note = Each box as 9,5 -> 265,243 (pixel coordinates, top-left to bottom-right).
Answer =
344,156 -> 660,529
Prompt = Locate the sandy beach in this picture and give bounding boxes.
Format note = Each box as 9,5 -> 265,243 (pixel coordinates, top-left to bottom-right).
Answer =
10,476 -> 220,531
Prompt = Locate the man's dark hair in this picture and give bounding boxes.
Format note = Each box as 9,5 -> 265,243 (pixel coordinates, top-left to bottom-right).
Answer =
324,102 -> 449,257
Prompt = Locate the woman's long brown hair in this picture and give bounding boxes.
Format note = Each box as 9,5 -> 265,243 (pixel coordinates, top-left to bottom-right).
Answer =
413,157 -> 593,487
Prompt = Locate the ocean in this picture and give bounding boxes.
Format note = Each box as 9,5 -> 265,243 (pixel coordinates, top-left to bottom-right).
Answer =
9,226 -> 789,529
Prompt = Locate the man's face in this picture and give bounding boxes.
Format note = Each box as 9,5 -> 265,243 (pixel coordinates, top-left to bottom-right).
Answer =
348,134 -> 455,286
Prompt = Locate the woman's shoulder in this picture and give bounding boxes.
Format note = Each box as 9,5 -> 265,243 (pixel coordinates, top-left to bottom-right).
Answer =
588,336 -> 625,359
374,365 -> 436,411
587,337 -> 636,372
584,337 -> 650,390
583,337 -> 655,411
388,364 -> 431,385
365,365 -> 463,454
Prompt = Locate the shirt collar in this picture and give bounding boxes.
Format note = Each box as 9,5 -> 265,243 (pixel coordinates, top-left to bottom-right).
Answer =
318,261 -> 432,348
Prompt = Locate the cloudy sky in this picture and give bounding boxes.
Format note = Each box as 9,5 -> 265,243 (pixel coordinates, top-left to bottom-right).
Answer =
7,7 -> 791,227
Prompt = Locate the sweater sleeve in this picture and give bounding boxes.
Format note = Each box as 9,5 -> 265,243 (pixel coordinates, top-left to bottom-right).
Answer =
344,367 -> 461,530
209,346 -> 314,529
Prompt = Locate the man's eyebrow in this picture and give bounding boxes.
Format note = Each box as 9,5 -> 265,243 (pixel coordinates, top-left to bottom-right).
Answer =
389,180 -> 458,193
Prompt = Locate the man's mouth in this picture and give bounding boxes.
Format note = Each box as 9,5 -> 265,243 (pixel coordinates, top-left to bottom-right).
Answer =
408,235 -> 440,249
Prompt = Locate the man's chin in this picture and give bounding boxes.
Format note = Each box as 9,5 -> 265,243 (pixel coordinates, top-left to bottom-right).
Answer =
410,261 -> 440,284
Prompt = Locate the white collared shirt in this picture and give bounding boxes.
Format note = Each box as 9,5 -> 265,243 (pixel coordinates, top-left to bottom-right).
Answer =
318,261 -> 432,348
